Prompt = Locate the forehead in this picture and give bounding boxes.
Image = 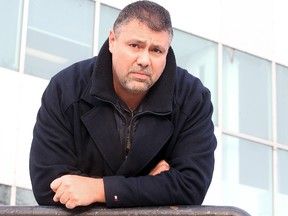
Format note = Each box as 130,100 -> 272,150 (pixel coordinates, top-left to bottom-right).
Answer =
118,20 -> 171,47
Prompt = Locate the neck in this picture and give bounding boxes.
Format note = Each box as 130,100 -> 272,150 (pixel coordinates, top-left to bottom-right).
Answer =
114,85 -> 147,111
120,91 -> 147,111
113,78 -> 148,110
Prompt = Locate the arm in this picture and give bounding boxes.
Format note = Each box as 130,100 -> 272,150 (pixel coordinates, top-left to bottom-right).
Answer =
49,160 -> 169,209
102,88 -> 217,207
29,78 -> 81,205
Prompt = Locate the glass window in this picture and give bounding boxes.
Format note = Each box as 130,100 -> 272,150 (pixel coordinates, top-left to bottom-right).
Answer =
222,135 -> 273,216
16,187 -> 37,205
98,4 -> 120,52
0,0 -> 23,70
276,64 -> 288,145
25,0 -> 95,80
222,47 -> 272,140
0,184 -> 11,205
277,149 -> 288,215
172,29 -> 218,125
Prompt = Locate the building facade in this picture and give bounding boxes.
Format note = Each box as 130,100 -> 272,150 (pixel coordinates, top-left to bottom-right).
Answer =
0,0 -> 287,215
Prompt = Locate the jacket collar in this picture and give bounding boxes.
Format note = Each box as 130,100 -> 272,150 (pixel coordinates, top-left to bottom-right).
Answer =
89,39 -> 176,113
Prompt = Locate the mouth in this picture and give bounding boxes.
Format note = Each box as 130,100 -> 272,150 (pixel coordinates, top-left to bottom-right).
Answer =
130,71 -> 150,80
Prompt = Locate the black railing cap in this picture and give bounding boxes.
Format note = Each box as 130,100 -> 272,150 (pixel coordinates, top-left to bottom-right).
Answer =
0,205 -> 251,216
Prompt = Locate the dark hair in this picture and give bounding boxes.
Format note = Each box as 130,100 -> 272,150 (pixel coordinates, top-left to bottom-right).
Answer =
113,0 -> 173,41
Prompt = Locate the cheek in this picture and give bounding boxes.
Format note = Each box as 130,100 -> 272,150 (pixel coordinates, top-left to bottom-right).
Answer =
115,49 -> 136,67
152,60 -> 166,80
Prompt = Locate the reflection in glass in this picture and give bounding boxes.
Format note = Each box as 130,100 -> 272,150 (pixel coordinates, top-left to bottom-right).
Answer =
172,30 -> 218,125
98,4 -> 120,52
0,0 -> 23,70
222,47 -> 272,140
16,187 -> 37,205
277,149 -> 288,215
222,135 -> 272,216
0,184 -> 11,205
276,64 -> 288,145
25,0 -> 95,79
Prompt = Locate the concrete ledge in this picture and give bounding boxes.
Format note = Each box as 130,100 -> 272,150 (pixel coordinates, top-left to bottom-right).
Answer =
0,205 -> 251,216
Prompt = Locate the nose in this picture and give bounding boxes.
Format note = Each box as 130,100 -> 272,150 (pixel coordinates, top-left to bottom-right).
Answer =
137,50 -> 150,67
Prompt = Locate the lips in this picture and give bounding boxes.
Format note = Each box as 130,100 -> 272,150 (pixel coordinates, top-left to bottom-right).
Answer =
130,71 -> 150,79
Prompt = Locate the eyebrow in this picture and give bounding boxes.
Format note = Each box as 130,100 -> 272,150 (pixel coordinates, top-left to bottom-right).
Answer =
129,39 -> 166,51
129,39 -> 148,44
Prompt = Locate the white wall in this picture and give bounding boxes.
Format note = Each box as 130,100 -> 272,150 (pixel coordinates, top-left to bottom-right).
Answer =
0,70 -> 48,188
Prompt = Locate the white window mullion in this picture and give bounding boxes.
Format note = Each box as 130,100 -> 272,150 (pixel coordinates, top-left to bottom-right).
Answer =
18,0 -> 30,74
93,0 -> 101,56
271,61 -> 278,216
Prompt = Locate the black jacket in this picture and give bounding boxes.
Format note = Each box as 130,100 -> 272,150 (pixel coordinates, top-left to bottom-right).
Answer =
29,40 -> 217,208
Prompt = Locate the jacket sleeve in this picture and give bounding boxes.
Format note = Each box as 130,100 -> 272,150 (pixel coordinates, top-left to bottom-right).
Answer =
103,86 -> 217,207
29,77 -> 81,205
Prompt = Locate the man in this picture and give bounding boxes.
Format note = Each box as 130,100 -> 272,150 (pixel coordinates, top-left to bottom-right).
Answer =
29,0 -> 217,209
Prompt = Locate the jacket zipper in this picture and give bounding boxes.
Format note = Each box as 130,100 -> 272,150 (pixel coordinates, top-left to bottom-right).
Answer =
92,96 -> 170,158
125,110 -> 134,158
93,96 -> 136,158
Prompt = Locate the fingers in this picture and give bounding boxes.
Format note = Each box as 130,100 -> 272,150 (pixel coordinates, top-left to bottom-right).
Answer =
149,160 -> 170,176
50,177 -> 61,192
50,175 -> 102,209
50,175 -> 78,208
56,189 -> 78,209
57,192 -> 77,209
65,200 -> 77,209
50,177 -> 64,202
59,192 -> 69,205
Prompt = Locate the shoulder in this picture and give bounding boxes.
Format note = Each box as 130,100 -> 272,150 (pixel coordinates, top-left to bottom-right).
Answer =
174,66 -> 212,114
52,56 -> 97,85
43,57 -> 97,110
175,66 -> 210,97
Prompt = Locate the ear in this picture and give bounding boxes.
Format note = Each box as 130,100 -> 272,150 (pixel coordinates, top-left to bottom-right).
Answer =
108,29 -> 116,53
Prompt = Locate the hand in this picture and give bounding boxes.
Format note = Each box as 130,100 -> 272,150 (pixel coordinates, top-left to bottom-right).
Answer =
50,175 -> 105,209
149,160 -> 170,176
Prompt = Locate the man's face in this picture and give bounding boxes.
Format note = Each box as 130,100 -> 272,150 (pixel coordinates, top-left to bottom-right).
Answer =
109,19 -> 170,95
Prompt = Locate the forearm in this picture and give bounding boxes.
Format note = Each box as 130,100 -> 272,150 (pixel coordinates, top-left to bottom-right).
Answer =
104,168 -> 207,208
49,160 -> 169,208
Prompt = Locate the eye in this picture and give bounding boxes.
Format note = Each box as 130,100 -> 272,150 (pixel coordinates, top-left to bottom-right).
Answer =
129,43 -> 139,49
152,48 -> 162,54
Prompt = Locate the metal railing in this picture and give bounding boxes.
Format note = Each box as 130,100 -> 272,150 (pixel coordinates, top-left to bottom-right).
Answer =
0,205 -> 251,216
